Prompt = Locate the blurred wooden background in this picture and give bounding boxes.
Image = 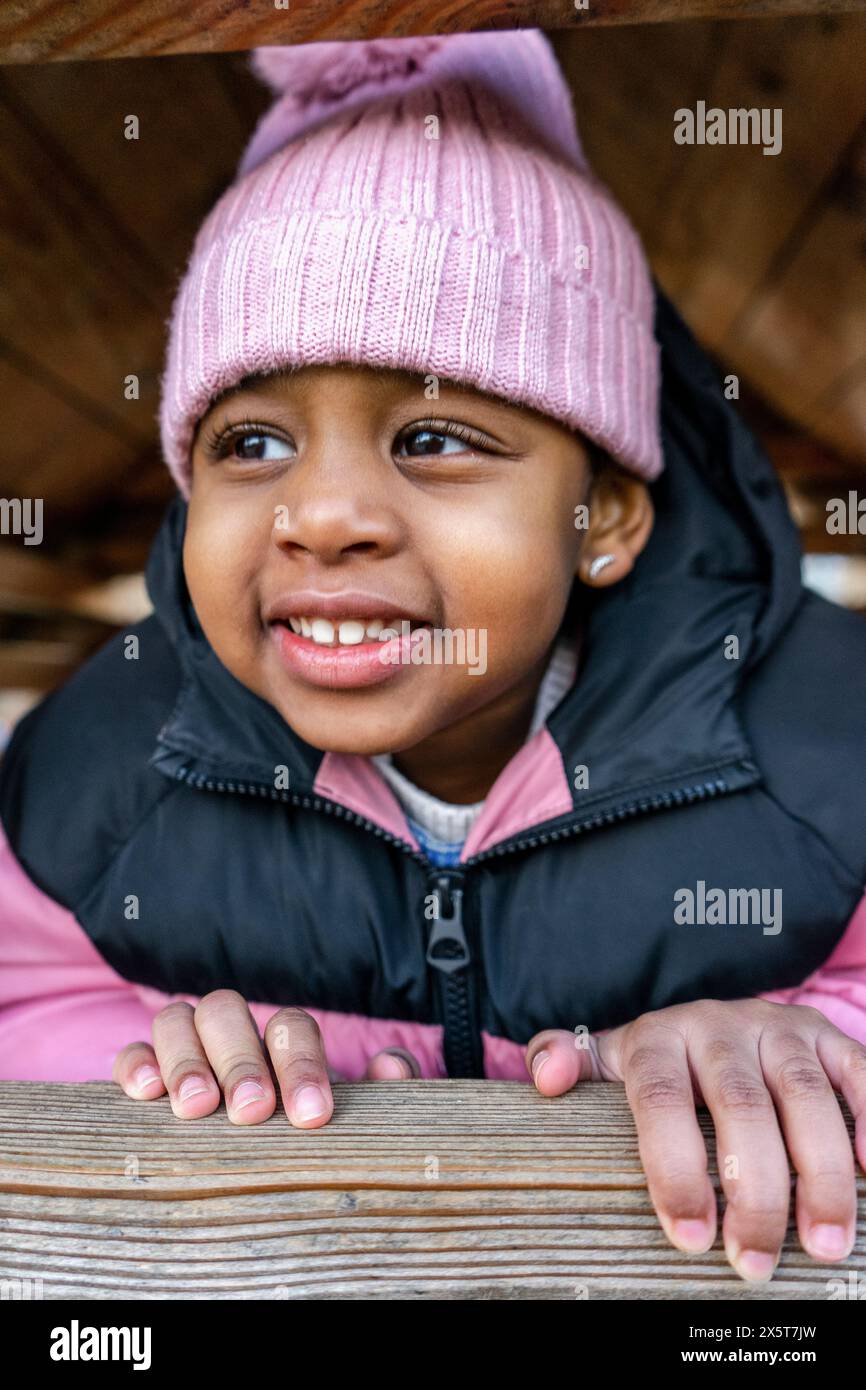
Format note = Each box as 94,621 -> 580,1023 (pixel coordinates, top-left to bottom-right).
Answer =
1,9 -> 866,730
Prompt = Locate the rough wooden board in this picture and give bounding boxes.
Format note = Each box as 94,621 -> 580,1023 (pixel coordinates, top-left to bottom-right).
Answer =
0,1081 -> 862,1299
557,16 -> 866,471
646,18 -> 866,353
3,2 -> 866,65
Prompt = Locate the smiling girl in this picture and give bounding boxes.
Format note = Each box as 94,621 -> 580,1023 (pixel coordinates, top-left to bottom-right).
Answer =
2,30 -> 866,1283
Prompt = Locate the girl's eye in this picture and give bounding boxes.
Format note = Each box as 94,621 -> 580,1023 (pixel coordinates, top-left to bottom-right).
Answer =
395,423 -> 486,458
203,417 -> 492,463
229,431 -> 294,462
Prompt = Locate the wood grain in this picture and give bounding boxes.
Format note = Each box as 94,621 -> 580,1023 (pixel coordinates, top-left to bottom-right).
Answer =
3,1 -> 866,66
0,53 -> 264,526
556,15 -> 866,470
731,117 -> 866,450
0,1081 -> 862,1299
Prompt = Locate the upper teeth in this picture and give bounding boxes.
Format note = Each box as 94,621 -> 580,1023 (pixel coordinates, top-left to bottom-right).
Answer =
287,616 -> 392,646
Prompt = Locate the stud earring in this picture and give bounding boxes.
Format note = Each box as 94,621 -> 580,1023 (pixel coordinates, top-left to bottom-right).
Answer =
588,553 -> 616,581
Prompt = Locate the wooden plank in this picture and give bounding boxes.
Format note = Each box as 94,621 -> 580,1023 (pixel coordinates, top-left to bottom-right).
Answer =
556,16 -> 866,473
0,355 -> 146,526
0,1081 -> 862,1299
0,55 -> 261,518
0,639 -> 84,689
0,547 -> 151,623
3,1 -> 866,66
0,546 -> 101,612
0,82 -> 160,511
552,21 -> 725,230
645,16 -> 866,350
756,426 -> 866,543
811,357 -> 866,463
0,54 -> 263,287
722,116 -> 866,461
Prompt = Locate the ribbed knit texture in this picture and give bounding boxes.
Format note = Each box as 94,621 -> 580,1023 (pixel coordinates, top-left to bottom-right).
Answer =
159,30 -> 662,494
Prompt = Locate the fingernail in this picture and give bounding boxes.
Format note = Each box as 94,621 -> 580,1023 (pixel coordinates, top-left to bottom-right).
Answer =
732,1249 -> 778,1282
377,1053 -> 410,1079
131,1064 -> 162,1097
531,1049 -> 551,1083
231,1079 -> 267,1112
178,1075 -> 210,1103
807,1223 -> 850,1259
671,1218 -> 713,1252
293,1084 -> 328,1123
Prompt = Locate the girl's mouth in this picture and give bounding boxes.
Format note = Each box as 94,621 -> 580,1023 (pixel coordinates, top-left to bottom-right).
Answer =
281,615 -> 422,646
268,616 -> 431,690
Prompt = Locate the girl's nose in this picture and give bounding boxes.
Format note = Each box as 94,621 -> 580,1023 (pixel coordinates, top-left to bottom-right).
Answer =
270,452 -> 404,563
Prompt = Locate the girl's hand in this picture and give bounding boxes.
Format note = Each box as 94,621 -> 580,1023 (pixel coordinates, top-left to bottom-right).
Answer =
112,990 -> 419,1128
525,999 -> 866,1281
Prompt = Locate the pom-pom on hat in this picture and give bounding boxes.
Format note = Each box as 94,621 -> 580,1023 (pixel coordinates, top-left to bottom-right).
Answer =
239,34 -> 587,176
159,29 -> 662,497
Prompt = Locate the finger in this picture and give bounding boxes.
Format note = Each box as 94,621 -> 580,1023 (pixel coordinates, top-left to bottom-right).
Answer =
365,1048 -> 421,1080
151,1001 -> 221,1119
112,1042 -> 166,1100
761,1021 -> 856,1263
524,1029 -> 594,1094
622,1023 -> 717,1254
692,1029 -> 790,1282
194,989 -> 277,1125
264,1007 -> 334,1129
815,1026 -> 866,1173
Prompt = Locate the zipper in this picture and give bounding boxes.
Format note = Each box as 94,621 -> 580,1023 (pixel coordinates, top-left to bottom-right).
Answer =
162,761 -> 736,864
163,760 -> 431,864
161,759 -> 740,1078
464,775 -> 734,864
424,868 -> 482,1078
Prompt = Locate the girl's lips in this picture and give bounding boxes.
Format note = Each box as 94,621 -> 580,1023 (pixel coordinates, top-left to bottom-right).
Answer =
268,621 -> 425,690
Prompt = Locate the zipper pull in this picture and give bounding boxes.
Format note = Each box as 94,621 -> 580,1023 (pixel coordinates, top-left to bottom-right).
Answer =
426,871 -> 470,974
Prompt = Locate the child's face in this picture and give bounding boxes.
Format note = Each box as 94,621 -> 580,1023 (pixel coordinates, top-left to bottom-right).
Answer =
184,365 -> 603,756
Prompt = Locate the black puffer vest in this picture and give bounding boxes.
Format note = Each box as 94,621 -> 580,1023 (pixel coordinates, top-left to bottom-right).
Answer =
2,293 -> 866,1075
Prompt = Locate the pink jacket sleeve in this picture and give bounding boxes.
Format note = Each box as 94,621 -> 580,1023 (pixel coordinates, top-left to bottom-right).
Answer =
758,889 -> 866,1045
0,821 -> 450,1082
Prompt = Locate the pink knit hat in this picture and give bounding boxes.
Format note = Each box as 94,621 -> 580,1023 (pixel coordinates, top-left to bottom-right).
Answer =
159,29 -> 662,497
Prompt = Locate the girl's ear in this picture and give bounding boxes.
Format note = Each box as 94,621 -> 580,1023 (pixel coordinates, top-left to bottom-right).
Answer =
577,458 -> 654,588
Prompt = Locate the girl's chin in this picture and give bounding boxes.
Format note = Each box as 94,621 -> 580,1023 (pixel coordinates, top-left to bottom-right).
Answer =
265,695 -> 436,757
287,728 -> 429,758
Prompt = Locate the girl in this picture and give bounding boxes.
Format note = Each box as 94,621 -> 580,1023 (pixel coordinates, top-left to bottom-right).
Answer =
2,30 -> 866,1284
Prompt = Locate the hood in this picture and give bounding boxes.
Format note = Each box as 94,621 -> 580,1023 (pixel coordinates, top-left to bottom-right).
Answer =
145,288 -> 805,851
544,289 -> 802,809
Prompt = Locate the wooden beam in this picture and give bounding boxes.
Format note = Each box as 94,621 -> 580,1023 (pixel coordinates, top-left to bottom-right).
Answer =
0,545 -> 101,611
0,1080 -> 862,1298
0,545 -> 151,622
0,639 -> 82,689
2,1 -> 866,66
